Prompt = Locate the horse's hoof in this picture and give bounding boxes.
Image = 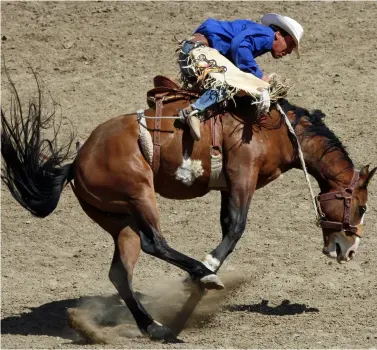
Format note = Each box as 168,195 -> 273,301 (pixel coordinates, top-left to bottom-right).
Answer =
163,337 -> 185,344
147,321 -> 183,343
200,274 -> 225,290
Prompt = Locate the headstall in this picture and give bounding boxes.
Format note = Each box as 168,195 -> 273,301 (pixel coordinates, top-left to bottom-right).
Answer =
315,171 -> 360,236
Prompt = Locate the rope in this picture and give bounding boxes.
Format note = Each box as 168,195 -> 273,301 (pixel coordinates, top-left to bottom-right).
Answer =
142,115 -> 182,119
276,103 -> 321,224
136,109 -> 182,120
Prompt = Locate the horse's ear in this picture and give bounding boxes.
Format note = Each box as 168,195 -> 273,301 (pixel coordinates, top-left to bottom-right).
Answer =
359,165 -> 377,188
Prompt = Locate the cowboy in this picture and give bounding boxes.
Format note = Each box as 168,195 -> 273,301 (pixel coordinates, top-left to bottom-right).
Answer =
178,13 -> 304,141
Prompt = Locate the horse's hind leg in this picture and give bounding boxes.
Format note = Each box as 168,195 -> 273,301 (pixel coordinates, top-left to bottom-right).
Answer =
110,227 -> 181,342
76,198 -> 181,342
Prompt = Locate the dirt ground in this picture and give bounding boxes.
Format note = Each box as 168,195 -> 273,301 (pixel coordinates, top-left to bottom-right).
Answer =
1,1 -> 377,349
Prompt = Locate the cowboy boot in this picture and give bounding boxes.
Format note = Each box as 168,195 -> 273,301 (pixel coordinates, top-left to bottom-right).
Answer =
187,110 -> 201,141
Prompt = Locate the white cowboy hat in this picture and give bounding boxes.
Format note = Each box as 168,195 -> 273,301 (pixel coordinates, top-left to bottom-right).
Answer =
261,13 -> 304,58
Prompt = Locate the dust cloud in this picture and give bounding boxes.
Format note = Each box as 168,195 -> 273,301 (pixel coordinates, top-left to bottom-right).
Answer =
67,270 -> 247,344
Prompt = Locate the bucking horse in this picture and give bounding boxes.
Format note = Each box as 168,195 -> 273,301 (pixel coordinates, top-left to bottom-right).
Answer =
1,69 -> 376,343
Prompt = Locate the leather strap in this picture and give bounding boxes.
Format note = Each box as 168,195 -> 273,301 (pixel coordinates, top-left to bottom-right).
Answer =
319,220 -> 358,234
152,95 -> 164,176
347,171 -> 360,192
316,170 -> 360,235
317,190 -> 350,202
210,116 -> 222,156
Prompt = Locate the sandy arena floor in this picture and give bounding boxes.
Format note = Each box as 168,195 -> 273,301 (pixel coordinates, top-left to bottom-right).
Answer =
1,1 -> 377,348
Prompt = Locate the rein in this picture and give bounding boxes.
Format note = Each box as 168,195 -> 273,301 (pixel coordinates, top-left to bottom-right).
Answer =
276,103 -> 320,222
276,103 -> 360,236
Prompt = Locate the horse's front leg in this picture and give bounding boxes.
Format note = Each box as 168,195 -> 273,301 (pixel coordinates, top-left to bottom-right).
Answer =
169,174 -> 257,335
203,174 -> 257,273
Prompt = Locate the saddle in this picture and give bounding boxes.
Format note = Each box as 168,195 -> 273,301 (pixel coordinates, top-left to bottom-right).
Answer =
147,75 -> 199,108
142,75 -> 224,188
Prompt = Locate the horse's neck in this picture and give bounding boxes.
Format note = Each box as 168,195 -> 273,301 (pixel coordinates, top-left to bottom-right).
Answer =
293,117 -> 355,193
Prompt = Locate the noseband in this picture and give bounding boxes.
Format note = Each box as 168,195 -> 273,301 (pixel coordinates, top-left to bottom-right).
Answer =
315,171 -> 360,236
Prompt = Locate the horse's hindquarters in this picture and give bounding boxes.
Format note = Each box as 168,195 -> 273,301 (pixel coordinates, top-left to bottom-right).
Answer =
73,113 -> 149,214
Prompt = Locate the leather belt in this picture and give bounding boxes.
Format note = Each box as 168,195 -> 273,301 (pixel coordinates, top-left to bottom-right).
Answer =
210,116 -> 222,156
152,93 -> 166,176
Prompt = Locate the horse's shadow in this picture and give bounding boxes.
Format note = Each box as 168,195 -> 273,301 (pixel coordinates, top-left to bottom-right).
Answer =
1,296 -> 319,341
226,299 -> 319,316
1,294 -> 132,341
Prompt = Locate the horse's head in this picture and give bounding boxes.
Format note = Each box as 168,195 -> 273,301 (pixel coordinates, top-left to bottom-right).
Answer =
319,165 -> 376,263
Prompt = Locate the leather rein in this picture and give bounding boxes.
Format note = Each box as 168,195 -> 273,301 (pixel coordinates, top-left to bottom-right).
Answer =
315,171 -> 360,236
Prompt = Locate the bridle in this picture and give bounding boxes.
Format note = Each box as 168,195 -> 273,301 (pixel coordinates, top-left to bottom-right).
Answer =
315,171 -> 361,236
275,104 -> 362,238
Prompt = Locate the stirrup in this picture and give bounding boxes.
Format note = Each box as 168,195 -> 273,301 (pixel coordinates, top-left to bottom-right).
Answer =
178,107 -> 193,122
187,110 -> 201,141
178,108 -> 200,122
188,109 -> 199,118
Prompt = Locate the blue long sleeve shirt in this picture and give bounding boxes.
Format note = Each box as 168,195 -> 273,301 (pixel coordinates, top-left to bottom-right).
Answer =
195,18 -> 275,78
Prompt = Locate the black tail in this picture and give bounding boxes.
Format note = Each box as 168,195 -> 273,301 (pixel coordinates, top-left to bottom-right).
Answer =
1,66 -> 76,218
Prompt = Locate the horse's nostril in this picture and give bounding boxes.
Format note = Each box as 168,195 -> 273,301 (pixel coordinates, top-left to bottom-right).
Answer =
349,250 -> 355,259
336,243 -> 341,257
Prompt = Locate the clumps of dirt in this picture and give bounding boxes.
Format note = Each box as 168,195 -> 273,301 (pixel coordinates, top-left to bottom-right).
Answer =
67,294 -> 142,344
166,270 -> 247,331
67,270 -> 247,344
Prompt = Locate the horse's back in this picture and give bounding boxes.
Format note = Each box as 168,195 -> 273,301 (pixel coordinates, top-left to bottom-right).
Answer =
78,113 -> 141,169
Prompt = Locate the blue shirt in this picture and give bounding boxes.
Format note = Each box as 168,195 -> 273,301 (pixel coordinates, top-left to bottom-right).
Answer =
195,19 -> 275,78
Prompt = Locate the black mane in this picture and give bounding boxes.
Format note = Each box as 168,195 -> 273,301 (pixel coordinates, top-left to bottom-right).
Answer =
279,99 -> 353,166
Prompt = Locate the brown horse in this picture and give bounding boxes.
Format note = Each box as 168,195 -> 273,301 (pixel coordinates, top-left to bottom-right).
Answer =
1,71 -> 376,343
